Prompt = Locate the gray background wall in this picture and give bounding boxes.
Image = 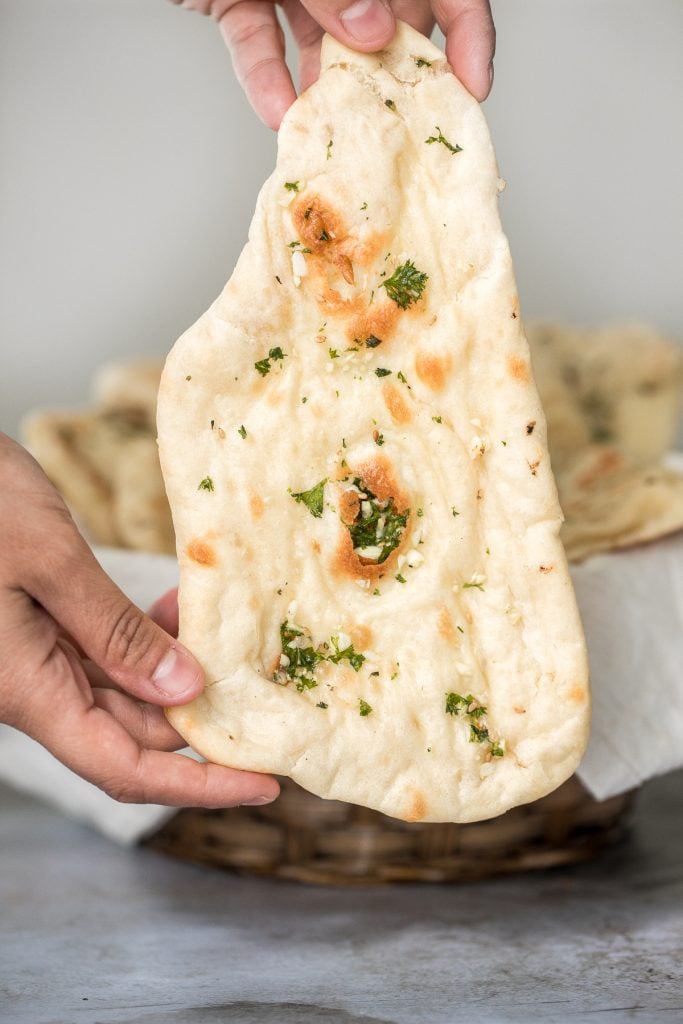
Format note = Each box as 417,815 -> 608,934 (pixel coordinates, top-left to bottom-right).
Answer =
1,0 -> 682,439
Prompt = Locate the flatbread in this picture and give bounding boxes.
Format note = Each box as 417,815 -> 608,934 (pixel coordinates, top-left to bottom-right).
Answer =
159,22 -> 589,823
528,321 -> 683,465
556,447 -> 683,563
23,404 -> 174,554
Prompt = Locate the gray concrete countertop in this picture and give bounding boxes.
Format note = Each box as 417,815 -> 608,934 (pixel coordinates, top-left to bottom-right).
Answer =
1,774 -> 683,1024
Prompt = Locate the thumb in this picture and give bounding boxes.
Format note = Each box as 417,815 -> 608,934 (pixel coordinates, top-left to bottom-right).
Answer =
25,529 -> 203,707
300,0 -> 395,50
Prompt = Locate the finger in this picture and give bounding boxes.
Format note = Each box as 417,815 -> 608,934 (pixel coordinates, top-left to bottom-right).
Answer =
147,588 -> 179,638
390,0 -> 435,39
432,0 -> 495,101
299,0 -> 395,51
218,1 -> 296,130
281,0 -> 324,93
21,519 -> 204,708
92,688 -> 189,752
29,643 -> 279,808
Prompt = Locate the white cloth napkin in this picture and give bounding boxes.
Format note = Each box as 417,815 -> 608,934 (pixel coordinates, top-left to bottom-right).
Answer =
1,523 -> 682,842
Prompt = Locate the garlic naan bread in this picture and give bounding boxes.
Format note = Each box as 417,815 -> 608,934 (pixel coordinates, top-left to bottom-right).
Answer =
158,22 -> 589,822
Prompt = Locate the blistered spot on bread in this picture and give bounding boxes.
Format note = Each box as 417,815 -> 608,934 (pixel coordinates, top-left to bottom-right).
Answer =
404,790 -> 426,823
312,540 -> 321,554
415,351 -> 452,392
293,194 -> 387,267
351,623 -> 374,649
507,355 -> 530,383
569,685 -> 588,703
437,607 -> 455,641
354,454 -> 410,512
250,495 -> 265,519
349,301 -> 400,347
339,488 -> 361,525
186,539 -> 216,566
331,531 -> 385,581
382,381 -> 412,424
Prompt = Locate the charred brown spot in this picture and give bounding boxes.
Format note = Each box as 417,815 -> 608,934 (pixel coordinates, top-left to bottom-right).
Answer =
507,355 -> 530,383
382,382 -> 412,424
528,459 -> 540,476
539,565 -> 554,573
526,421 -> 536,435
414,351 -> 452,392
186,539 -> 216,567
339,489 -> 361,525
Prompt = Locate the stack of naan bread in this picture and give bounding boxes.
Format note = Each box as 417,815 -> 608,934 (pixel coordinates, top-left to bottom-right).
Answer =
23,22 -> 683,824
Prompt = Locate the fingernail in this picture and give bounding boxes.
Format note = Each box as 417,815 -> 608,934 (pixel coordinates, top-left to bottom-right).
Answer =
241,794 -> 277,807
340,0 -> 394,44
152,646 -> 202,699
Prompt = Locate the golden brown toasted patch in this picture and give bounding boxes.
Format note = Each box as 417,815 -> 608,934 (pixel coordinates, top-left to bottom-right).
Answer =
569,685 -> 588,703
437,607 -> 456,642
404,790 -> 427,823
415,351 -> 452,392
349,301 -> 400,347
382,382 -> 412,424
507,354 -> 530,383
354,454 -> 410,512
186,539 -> 217,566
331,530 -> 385,582
351,623 -> 374,649
250,494 -> 265,519
339,488 -> 361,525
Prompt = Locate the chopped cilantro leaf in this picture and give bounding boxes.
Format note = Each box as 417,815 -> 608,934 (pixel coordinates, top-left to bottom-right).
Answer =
291,479 -> 327,518
375,367 -> 392,377
415,57 -> 432,68
395,573 -> 407,583
319,229 -> 331,242
326,139 -> 333,160
432,415 -> 442,423
381,260 -> 428,309
238,425 -> 247,439
425,126 -> 463,155
365,335 -> 382,348
329,348 -> 339,359
329,636 -> 366,672
345,476 -> 409,563
385,99 -> 396,110
284,181 -> 300,192
375,433 -> 385,446
359,699 -> 373,717
469,722 -> 490,744
316,702 -> 329,709
198,476 -> 214,492
397,371 -> 408,384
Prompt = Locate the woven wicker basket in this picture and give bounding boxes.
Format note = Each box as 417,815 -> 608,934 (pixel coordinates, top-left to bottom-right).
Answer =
145,776 -> 634,886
